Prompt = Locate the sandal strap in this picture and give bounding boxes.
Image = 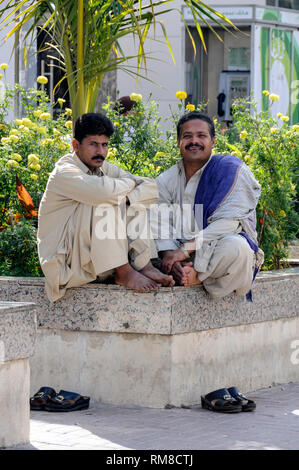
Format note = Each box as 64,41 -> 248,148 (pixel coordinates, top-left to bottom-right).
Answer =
31,386 -> 56,400
228,386 -> 249,401
205,388 -> 236,403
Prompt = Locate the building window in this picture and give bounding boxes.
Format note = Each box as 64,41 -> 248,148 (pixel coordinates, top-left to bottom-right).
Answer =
266,0 -> 299,9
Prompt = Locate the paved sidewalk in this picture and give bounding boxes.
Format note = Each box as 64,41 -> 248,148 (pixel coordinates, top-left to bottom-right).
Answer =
8,382 -> 299,450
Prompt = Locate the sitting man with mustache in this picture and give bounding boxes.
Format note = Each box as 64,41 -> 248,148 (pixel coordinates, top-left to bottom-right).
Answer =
38,113 -> 174,302
152,111 -> 264,299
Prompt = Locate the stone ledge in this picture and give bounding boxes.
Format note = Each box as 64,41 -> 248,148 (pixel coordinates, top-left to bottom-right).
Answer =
0,301 -> 37,362
0,268 -> 298,335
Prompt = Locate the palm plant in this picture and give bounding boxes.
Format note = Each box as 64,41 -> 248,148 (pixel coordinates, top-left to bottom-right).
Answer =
0,0 -> 236,121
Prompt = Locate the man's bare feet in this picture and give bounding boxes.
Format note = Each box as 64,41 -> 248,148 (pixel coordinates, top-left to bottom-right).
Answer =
140,262 -> 175,287
171,261 -> 193,285
182,266 -> 201,286
115,263 -> 159,292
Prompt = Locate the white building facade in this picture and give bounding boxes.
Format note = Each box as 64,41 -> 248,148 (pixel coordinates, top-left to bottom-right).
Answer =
117,0 -> 299,126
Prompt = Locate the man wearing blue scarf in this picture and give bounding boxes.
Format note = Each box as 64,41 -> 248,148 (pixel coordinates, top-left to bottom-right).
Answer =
153,111 -> 264,299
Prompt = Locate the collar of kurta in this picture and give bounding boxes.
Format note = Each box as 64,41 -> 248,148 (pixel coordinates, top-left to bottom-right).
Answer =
177,155 -> 213,177
72,152 -> 106,176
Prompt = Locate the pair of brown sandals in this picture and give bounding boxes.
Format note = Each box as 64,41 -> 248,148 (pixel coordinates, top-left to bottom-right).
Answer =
30,387 -> 90,412
201,387 -> 256,413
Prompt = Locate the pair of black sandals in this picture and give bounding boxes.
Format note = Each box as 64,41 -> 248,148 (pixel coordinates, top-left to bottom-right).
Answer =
201,387 -> 256,413
30,387 -> 90,412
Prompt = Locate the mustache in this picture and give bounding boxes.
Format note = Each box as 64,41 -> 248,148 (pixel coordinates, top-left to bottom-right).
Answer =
92,155 -> 105,161
185,143 -> 204,151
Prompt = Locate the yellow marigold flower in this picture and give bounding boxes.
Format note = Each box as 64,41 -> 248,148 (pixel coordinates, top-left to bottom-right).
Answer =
281,115 -> 289,122
53,128 -> 61,135
34,110 -> 42,118
291,184 -> 296,191
40,112 -> 51,120
9,135 -> 19,143
65,108 -> 72,115
155,151 -> 166,158
56,141 -> 67,150
0,63 -> 8,70
262,90 -> 269,96
276,112 -> 283,118
176,91 -> 187,100
107,151 -> 115,160
29,163 -> 41,171
130,93 -> 142,102
270,127 -> 278,134
41,138 -> 54,145
57,98 -> 66,108
113,121 -> 120,127
244,155 -> 254,163
30,173 -> 38,180
1,137 -> 10,144
37,126 -> 47,134
279,210 -> 286,218
65,120 -> 73,129
186,103 -> 195,111
269,93 -> 279,102
240,130 -> 248,139
22,117 -> 33,127
107,147 -> 117,156
9,129 -> 19,136
292,124 -> 299,132
19,125 -> 29,132
6,159 -> 19,169
37,75 -> 48,85
14,119 -> 22,126
0,73 -> 3,80
11,153 -> 22,162
27,154 -> 40,164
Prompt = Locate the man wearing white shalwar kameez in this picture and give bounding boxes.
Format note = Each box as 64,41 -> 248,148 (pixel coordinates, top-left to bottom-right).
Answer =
152,112 -> 264,299
38,113 -> 174,302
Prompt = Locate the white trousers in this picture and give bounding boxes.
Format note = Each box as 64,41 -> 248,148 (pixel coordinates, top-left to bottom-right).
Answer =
197,234 -> 254,298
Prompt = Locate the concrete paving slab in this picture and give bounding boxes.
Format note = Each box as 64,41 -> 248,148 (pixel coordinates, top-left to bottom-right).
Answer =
6,382 -> 299,450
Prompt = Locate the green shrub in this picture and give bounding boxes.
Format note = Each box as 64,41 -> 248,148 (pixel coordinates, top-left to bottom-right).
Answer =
214,95 -> 299,270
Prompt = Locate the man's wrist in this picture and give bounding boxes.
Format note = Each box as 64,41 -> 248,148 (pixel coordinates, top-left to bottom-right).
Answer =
180,246 -> 190,259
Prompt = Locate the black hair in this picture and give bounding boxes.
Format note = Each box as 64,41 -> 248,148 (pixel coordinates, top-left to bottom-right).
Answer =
177,111 -> 215,140
74,113 -> 114,143
114,95 -> 136,115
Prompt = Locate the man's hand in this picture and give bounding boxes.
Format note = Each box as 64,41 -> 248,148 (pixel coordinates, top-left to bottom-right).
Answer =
161,249 -> 186,274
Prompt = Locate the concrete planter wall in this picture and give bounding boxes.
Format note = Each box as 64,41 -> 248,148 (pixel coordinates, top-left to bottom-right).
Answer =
0,269 -> 298,408
0,301 -> 36,448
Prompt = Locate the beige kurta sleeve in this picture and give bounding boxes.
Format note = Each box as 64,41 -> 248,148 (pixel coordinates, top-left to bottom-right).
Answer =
51,162 -> 136,206
103,161 -> 158,208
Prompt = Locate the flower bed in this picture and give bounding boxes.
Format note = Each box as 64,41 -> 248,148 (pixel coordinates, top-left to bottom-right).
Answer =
0,65 -> 298,274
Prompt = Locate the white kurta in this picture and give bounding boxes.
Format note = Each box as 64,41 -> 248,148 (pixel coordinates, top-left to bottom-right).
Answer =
153,157 -> 262,298
38,152 -> 158,302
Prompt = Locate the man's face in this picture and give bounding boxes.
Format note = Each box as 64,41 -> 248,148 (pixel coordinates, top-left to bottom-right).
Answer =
72,134 -> 109,172
177,119 -> 216,168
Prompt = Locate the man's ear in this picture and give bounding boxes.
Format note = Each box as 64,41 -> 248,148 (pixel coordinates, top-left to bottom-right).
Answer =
72,138 -> 80,153
211,136 -> 216,148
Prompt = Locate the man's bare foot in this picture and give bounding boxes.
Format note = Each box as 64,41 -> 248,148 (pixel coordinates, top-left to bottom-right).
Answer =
115,263 -> 159,292
140,262 -> 175,287
182,266 -> 201,286
171,261 -> 193,285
